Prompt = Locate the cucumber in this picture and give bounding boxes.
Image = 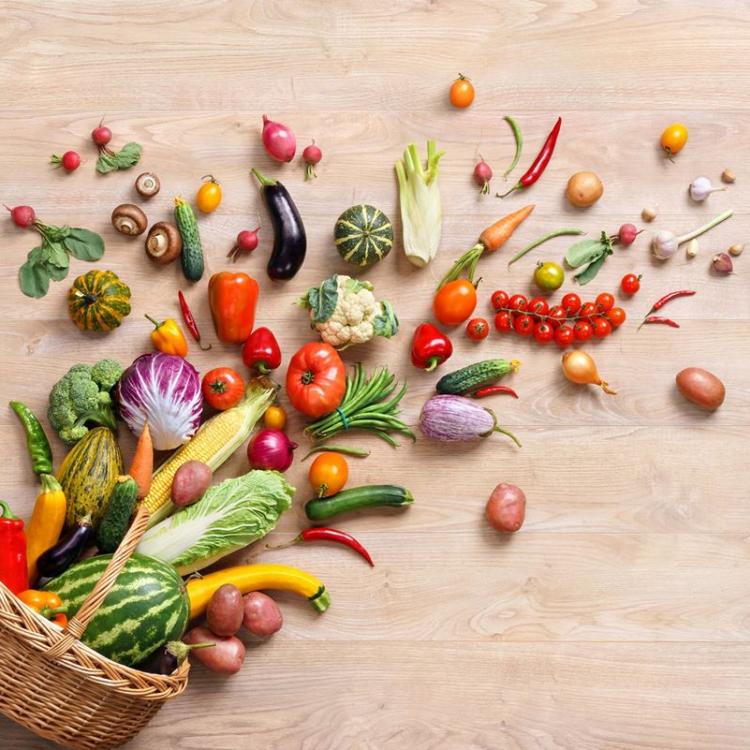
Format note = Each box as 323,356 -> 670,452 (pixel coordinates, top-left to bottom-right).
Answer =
305,484 -> 413,521
95,475 -> 138,553
436,358 -> 520,395
174,197 -> 204,281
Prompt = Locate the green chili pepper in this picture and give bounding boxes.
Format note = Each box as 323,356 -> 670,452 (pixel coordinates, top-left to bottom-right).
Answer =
305,484 -> 413,521
507,227 -> 585,267
9,401 -> 53,475
502,116 -> 523,178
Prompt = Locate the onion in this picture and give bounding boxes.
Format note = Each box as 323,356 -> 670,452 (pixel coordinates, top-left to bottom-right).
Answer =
711,252 -> 733,274
261,115 -> 296,162
247,428 -> 297,472
561,351 -> 616,395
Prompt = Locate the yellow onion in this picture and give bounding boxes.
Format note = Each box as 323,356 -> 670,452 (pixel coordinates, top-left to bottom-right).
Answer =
561,351 -> 616,395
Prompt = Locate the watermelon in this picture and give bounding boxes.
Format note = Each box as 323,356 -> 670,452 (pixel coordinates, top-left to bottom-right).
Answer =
334,204 -> 393,267
44,553 -> 189,667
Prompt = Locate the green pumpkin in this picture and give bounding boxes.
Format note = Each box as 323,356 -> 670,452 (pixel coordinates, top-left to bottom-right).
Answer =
68,270 -> 131,332
334,204 -> 393,268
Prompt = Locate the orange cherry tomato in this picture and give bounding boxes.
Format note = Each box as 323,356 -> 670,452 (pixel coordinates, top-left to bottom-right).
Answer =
196,175 -> 222,213
660,123 -> 688,157
449,74 -> 475,109
433,280 -> 477,326
263,405 -> 287,430
308,452 -> 349,497
201,367 -> 246,411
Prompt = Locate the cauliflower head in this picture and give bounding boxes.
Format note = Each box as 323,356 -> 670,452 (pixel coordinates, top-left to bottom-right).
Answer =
298,275 -> 398,349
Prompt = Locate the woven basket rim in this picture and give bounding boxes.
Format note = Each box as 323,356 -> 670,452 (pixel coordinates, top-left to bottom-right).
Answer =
0,580 -> 189,701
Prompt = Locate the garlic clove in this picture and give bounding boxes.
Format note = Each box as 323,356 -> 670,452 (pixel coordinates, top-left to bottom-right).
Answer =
721,168 -> 736,184
728,243 -> 744,257
685,238 -> 699,258
641,206 -> 657,222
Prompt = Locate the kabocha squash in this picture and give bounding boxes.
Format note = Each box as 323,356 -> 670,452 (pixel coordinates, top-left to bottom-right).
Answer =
57,426 -> 124,528
68,269 -> 131,332
334,204 -> 393,268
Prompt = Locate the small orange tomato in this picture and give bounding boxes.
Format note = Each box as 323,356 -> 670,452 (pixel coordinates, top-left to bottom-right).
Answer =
434,279 -> 477,326
449,74 -> 475,109
660,123 -> 688,157
263,404 -> 287,430
196,175 -> 222,213
309,452 -> 349,497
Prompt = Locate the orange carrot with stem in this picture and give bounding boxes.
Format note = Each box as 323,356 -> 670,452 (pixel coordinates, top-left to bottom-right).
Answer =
129,422 -> 153,499
438,205 -> 535,289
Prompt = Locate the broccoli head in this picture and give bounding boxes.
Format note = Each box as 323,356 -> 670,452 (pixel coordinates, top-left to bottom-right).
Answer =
48,359 -> 124,444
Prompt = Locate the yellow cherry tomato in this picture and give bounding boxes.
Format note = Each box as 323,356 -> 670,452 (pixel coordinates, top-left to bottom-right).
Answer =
196,175 -> 222,213
660,123 -> 688,157
308,452 -> 348,498
449,74 -> 475,109
263,405 -> 287,430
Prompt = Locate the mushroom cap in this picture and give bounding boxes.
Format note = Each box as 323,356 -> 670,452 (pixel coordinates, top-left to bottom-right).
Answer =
145,221 -> 182,264
112,203 -> 148,236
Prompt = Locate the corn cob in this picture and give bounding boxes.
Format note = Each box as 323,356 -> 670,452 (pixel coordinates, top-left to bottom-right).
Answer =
143,378 -> 277,528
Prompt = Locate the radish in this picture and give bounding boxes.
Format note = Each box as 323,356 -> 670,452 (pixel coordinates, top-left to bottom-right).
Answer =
228,227 -> 260,262
4,204 -> 36,228
50,151 -> 81,172
473,158 -> 492,195
302,141 -> 322,180
91,121 -> 113,147
261,115 -> 296,162
617,223 -> 639,246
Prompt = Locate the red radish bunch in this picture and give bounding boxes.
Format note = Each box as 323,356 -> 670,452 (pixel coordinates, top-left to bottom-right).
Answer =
4,205 -> 36,228
261,115 -> 296,162
473,158 -> 493,195
50,151 -> 81,172
228,228 -> 260,262
302,141 -> 322,180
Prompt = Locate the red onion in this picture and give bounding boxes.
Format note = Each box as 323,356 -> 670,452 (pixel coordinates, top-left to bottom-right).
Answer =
247,428 -> 297,472
261,115 -> 296,163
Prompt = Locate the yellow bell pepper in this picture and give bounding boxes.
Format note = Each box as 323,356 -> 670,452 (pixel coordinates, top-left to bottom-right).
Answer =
185,563 -> 330,618
26,474 -> 66,583
145,315 -> 188,357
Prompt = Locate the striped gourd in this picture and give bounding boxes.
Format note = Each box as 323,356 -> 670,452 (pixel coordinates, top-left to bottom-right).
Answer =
174,197 -> 204,281
57,427 -> 123,528
334,204 -> 393,267
143,379 -> 276,527
44,553 -> 189,667
67,270 -> 132,333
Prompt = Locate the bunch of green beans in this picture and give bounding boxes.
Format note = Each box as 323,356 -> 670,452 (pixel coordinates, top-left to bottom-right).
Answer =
305,364 -> 415,447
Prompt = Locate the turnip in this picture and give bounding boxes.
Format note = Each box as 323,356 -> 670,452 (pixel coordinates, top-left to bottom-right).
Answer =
302,141 -> 322,180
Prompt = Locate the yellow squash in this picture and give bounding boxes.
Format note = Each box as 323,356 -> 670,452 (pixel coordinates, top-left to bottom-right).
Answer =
25,474 -> 66,582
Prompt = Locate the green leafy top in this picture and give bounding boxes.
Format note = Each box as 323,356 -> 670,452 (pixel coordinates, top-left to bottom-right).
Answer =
96,142 -> 142,174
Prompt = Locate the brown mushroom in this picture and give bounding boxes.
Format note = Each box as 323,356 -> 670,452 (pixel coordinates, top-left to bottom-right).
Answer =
135,172 -> 161,199
145,222 -> 182,264
112,204 -> 148,236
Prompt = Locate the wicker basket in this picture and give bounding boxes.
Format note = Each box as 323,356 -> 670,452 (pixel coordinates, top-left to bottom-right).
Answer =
0,506 -> 189,749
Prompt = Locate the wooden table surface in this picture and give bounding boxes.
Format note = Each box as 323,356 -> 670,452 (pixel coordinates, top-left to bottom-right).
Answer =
1,2 -> 748,748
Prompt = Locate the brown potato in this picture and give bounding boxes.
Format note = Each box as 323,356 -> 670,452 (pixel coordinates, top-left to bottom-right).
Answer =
243,592 -> 283,638
184,626 -> 245,675
485,482 -> 526,533
565,171 -> 604,207
676,368 -> 725,411
171,460 -> 212,506
207,584 -> 244,637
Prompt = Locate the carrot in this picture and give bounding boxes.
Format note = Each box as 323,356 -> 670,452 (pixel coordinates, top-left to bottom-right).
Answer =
438,205 -> 535,289
129,422 -> 153,499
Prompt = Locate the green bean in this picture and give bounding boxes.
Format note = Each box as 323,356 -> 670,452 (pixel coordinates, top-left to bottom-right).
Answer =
507,228 -> 585,267
502,115 -> 523,178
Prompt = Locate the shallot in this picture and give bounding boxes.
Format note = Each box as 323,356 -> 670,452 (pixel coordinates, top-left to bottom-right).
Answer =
711,252 -> 733,274
688,176 -> 725,203
261,115 -> 296,162
651,208 -> 733,259
561,351 -> 616,395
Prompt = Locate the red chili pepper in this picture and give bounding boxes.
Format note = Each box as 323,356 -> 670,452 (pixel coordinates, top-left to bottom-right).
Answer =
644,316 -> 680,328
472,385 -> 519,399
411,322 -> 453,372
0,501 -> 29,594
498,117 -> 562,198
178,291 -> 211,351
267,527 -> 374,567
650,289 -> 696,312
242,326 -> 282,374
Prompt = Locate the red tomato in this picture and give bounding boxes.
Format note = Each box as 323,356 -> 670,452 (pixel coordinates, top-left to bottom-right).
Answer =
595,292 -> 615,313
547,305 -> 567,328
513,313 -> 534,336
490,290 -> 509,311
592,317 -> 612,338
201,367 -> 246,411
526,297 -> 549,317
507,294 -> 528,312
533,321 -> 554,344
606,307 -> 627,327
561,293 -> 581,316
554,325 -> 575,348
494,311 -> 513,332
286,342 -> 346,418
573,320 -> 593,341
434,280 -> 477,326
620,273 -> 641,295
466,317 -> 489,341
579,302 -> 597,320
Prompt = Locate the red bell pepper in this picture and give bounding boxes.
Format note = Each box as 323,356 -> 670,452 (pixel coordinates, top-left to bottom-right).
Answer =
208,272 -> 259,344
0,500 -> 29,594
242,326 -> 282,374
411,323 -> 453,372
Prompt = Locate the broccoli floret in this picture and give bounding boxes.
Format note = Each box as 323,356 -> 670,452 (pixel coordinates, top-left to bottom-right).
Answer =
48,360 -> 123,444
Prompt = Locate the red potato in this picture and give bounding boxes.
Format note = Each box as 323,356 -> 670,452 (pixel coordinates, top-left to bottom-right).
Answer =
206,584 -> 244,637
171,460 -> 212,506
485,482 -> 526,533
183,627 -> 245,675
676,368 -> 725,411
242,592 -> 283,638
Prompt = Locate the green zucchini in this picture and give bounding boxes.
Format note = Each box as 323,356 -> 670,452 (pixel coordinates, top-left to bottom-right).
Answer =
305,484 -> 413,521
175,197 -> 204,281
436,358 -> 520,395
95,475 -> 139,552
